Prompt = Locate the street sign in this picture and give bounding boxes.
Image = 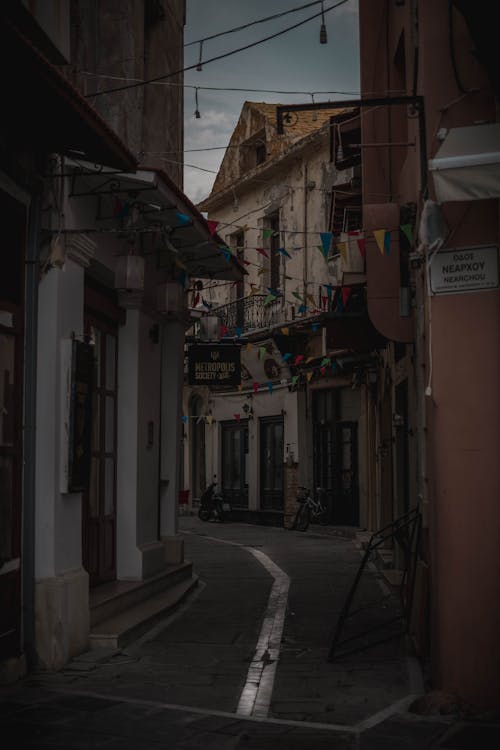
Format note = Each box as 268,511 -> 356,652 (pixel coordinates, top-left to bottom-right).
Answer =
429,245 -> 499,295
188,343 -> 241,386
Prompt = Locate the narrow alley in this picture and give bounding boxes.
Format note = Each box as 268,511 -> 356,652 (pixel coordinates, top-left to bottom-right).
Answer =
1,518 -> 477,749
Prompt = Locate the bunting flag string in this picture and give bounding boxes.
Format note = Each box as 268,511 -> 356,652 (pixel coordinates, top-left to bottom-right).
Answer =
207,216 -> 414,245
181,345 -> 350,424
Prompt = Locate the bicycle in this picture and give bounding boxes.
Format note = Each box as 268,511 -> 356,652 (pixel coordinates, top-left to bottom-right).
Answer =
292,486 -> 329,531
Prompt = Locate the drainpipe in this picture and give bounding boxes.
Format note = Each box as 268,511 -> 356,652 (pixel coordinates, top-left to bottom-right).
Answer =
23,190 -> 41,669
303,162 -> 308,302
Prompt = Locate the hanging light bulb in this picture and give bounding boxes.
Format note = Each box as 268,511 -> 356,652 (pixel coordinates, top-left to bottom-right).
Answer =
196,41 -> 203,72
319,1 -> 328,44
194,87 -> 201,119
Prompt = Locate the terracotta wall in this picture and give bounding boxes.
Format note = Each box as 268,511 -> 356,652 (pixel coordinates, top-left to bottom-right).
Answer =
359,0 -> 500,707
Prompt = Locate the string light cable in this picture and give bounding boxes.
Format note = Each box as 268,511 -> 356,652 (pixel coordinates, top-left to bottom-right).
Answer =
184,0 -> 335,47
85,1 -> 351,98
79,72 -> 360,99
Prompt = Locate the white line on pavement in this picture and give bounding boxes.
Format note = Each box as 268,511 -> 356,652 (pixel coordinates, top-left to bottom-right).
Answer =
236,548 -> 290,719
181,530 -> 290,719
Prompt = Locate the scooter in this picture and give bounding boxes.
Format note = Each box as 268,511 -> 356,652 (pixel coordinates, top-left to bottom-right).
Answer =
198,476 -> 226,522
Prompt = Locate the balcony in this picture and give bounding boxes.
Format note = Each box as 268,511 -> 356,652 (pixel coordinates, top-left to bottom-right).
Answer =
212,294 -> 290,336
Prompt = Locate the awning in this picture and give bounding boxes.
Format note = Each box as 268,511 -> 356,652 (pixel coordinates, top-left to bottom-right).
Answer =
428,124 -> 500,202
0,12 -> 137,172
67,163 -> 244,281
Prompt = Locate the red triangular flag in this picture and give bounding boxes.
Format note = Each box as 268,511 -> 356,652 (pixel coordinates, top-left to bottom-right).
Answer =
234,413 -> 241,422
253,382 -> 259,394
207,220 -> 219,235
357,238 -> 366,258
294,354 -> 305,366
256,247 -> 269,259
342,286 -> 352,307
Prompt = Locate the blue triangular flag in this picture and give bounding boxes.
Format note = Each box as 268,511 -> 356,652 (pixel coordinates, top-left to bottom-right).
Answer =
277,247 -> 291,258
384,230 -> 391,256
298,304 -> 307,314
267,382 -> 273,395
235,327 -> 243,338
320,232 -> 333,257
282,353 -> 292,361
176,212 -> 191,225
181,415 -> 188,424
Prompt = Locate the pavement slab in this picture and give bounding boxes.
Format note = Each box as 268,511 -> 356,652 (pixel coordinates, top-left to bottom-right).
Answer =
1,518 -> 497,748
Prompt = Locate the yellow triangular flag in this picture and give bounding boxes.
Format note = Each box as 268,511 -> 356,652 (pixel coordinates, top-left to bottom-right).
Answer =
306,356 -> 314,364
280,327 -> 289,335
337,241 -> 347,262
205,415 -> 213,424
307,294 -> 317,308
373,229 -> 386,255
237,384 -> 243,391
246,342 -> 254,351
258,267 -> 268,276
306,371 -> 313,382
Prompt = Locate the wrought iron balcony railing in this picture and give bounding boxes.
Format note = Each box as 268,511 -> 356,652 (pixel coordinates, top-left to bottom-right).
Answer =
212,294 -> 289,335
211,285 -> 368,337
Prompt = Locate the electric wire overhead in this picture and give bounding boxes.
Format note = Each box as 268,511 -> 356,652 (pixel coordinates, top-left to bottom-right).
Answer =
85,0 -> 351,98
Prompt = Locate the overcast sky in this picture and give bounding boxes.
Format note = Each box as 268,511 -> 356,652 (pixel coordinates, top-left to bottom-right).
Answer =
182,0 -> 360,204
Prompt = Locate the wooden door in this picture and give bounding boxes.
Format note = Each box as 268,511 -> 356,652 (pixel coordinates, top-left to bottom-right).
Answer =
260,416 -> 284,510
83,314 -> 118,586
313,390 -> 359,526
0,189 -> 25,659
221,420 -> 248,507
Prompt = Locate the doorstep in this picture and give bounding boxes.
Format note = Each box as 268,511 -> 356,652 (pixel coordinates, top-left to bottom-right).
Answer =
89,575 -> 199,649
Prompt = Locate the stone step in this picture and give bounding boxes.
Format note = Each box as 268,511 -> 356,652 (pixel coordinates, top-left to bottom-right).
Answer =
90,561 -> 194,627
89,575 -> 199,649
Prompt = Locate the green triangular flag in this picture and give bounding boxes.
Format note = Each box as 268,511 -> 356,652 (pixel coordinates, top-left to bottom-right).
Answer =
262,228 -> 274,239
400,224 -> 413,246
